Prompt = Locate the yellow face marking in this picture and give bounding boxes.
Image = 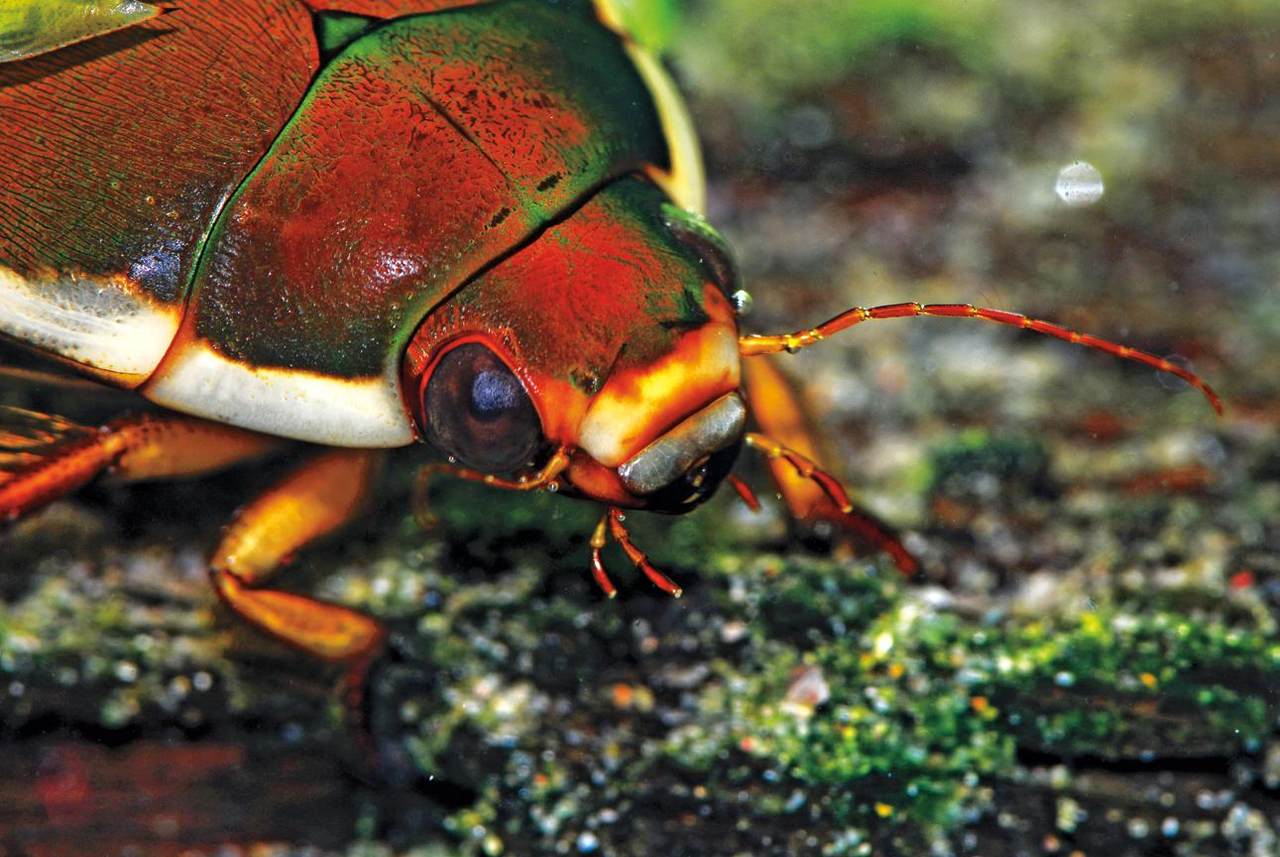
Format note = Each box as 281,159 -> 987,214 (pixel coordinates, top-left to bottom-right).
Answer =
577,319 -> 741,468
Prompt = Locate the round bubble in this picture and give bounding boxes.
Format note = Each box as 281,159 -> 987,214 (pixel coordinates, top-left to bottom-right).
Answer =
1055,161 -> 1105,206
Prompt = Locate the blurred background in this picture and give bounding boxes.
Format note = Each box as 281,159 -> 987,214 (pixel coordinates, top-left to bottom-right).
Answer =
2,0 -> 1279,854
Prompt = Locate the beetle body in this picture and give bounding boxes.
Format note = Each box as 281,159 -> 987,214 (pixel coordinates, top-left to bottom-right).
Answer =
0,0 -> 1221,707
2,0 -> 717,452
0,0 -> 768,696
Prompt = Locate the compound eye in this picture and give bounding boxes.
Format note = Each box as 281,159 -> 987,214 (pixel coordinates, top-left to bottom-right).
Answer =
421,342 -> 545,473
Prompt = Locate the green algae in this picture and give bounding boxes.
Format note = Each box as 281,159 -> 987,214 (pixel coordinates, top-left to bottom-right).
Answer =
2,415 -> 1276,854
0,541 -> 249,733
661,553 -> 1280,844
925,430 -> 1052,502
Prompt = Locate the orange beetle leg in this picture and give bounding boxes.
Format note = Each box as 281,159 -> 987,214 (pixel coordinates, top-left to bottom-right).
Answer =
740,357 -> 918,575
209,449 -> 386,712
607,507 -> 683,598
0,413 -> 278,522
588,512 -> 619,599
743,432 -> 854,512
744,431 -> 918,576
726,474 -> 762,512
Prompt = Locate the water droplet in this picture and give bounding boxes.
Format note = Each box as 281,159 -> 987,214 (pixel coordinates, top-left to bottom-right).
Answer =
730,289 -> 754,316
1055,161 -> 1105,207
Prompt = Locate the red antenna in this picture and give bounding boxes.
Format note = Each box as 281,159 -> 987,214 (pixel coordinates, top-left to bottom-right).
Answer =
740,301 -> 1222,414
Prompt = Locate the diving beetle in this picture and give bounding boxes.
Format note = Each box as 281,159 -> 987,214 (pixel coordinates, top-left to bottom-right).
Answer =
0,0 -> 1221,696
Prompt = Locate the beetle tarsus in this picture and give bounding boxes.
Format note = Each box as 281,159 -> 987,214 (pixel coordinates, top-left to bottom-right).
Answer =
607,507 -> 683,598
588,513 -> 619,599
744,433 -> 854,512
726,474 -> 762,512
826,505 -> 920,576
740,301 -> 1223,414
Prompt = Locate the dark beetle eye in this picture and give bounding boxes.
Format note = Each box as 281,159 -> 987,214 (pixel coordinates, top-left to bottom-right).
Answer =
422,342 -> 545,473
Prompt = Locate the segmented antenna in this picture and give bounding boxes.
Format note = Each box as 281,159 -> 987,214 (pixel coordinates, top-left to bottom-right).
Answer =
739,302 -> 1222,414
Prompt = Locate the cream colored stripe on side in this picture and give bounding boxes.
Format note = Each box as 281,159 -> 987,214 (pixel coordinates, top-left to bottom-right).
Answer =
142,343 -> 416,448
0,265 -> 179,380
591,0 -> 707,215
624,43 -> 707,216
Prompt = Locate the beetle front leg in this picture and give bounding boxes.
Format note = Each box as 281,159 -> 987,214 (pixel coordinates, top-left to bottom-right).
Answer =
740,355 -> 918,574
208,449 -> 387,709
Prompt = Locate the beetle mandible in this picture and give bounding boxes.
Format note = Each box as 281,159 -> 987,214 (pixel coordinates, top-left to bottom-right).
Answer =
0,0 -> 1221,698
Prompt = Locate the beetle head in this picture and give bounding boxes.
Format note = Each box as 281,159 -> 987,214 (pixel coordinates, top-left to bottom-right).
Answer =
402,177 -> 745,512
